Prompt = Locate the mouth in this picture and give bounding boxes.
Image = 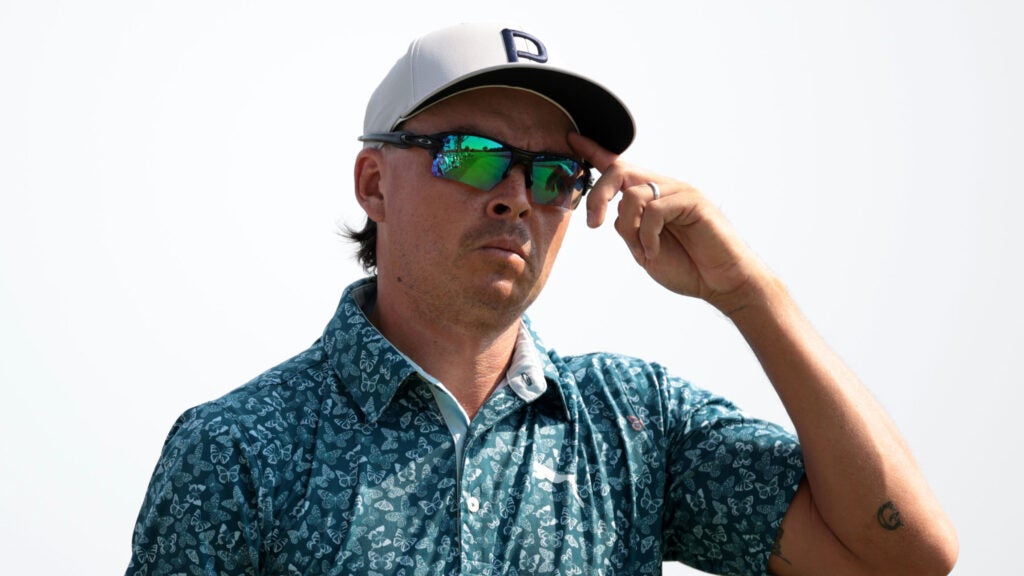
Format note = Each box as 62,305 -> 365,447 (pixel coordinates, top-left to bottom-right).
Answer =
479,237 -> 530,261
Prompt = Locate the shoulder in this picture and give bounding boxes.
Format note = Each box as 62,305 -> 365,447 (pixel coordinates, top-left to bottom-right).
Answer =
553,350 -> 719,420
161,342 -> 335,475
550,349 -> 797,451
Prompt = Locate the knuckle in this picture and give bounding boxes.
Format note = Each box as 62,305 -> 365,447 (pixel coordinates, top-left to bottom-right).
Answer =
613,215 -> 628,235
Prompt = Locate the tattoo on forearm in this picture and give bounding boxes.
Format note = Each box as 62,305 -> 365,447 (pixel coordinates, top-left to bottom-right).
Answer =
771,525 -> 792,565
876,500 -> 904,531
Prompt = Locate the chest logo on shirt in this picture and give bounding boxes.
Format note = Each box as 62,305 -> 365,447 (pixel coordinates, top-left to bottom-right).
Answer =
531,460 -> 583,505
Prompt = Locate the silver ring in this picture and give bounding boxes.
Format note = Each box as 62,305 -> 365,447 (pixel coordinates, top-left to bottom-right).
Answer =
647,181 -> 660,200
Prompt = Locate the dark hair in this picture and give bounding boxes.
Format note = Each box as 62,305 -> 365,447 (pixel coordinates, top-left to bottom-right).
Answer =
342,218 -> 378,273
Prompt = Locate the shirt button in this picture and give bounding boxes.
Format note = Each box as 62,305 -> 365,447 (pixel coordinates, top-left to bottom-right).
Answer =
466,496 -> 480,513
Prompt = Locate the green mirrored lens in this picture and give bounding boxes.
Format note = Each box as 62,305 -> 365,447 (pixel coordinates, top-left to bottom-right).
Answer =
531,159 -> 582,207
434,135 -> 510,190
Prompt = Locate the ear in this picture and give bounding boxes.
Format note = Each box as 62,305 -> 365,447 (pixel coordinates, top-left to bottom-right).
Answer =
354,147 -> 387,223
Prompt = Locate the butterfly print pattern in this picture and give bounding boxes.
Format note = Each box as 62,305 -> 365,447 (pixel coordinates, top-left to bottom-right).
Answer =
126,278 -> 804,576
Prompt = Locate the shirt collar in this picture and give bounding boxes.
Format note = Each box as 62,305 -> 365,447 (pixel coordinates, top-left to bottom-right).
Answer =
506,322 -> 549,402
322,278 -> 419,423
519,315 -> 572,422
323,278 -> 570,423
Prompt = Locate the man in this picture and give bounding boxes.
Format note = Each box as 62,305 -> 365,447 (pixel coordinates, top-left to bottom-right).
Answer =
126,23 -> 958,576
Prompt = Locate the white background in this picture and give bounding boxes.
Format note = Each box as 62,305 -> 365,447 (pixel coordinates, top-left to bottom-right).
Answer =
2,1 -> 1020,574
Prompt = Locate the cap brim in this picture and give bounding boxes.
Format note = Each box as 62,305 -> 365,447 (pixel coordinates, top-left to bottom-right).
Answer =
405,66 -> 635,155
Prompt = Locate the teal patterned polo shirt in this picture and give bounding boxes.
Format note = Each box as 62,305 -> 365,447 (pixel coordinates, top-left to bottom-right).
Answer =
126,278 -> 804,576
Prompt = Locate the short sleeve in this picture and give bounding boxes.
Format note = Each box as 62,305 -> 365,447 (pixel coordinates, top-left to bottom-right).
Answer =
660,378 -> 804,576
125,405 -> 262,576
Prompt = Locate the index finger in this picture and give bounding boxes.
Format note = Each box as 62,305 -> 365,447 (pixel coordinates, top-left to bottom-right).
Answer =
569,132 -> 634,228
568,131 -> 619,172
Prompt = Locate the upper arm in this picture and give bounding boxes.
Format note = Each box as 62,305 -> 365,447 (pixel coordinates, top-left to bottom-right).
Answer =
767,479 -> 865,576
126,408 -> 263,576
658,376 -> 805,575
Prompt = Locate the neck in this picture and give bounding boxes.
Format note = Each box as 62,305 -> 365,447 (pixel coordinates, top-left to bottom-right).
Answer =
368,286 -> 521,420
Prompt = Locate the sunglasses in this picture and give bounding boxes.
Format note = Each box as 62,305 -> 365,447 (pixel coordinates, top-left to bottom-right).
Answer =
358,131 -> 593,209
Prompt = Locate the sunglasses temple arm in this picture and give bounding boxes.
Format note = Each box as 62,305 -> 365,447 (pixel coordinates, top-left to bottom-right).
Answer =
357,132 -> 434,149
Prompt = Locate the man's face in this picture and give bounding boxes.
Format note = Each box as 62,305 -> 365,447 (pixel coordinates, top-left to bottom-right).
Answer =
372,87 -> 577,330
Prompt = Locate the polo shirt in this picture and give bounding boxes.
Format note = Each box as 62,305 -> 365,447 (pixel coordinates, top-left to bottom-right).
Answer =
126,277 -> 804,576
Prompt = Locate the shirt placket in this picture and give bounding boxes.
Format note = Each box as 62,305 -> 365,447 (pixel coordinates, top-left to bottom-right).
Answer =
456,388 -> 527,575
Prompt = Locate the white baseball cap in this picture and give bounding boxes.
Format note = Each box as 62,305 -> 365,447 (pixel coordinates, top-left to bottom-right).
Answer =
362,23 -> 635,154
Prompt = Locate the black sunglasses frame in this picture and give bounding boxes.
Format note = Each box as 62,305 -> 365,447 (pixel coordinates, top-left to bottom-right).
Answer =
358,131 -> 593,209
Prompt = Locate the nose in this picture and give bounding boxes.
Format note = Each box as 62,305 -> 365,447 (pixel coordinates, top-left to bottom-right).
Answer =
486,164 -> 532,219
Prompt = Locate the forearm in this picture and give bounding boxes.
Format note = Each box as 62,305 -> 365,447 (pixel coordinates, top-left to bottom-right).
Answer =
725,273 -> 957,574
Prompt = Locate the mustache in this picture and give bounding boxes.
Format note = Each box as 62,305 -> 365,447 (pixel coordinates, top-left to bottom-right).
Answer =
461,222 -> 531,251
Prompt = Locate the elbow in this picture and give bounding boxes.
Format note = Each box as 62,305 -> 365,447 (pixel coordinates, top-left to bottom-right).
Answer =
867,516 -> 959,576
930,524 -> 960,576
923,510 -> 960,576
899,519 -> 960,576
